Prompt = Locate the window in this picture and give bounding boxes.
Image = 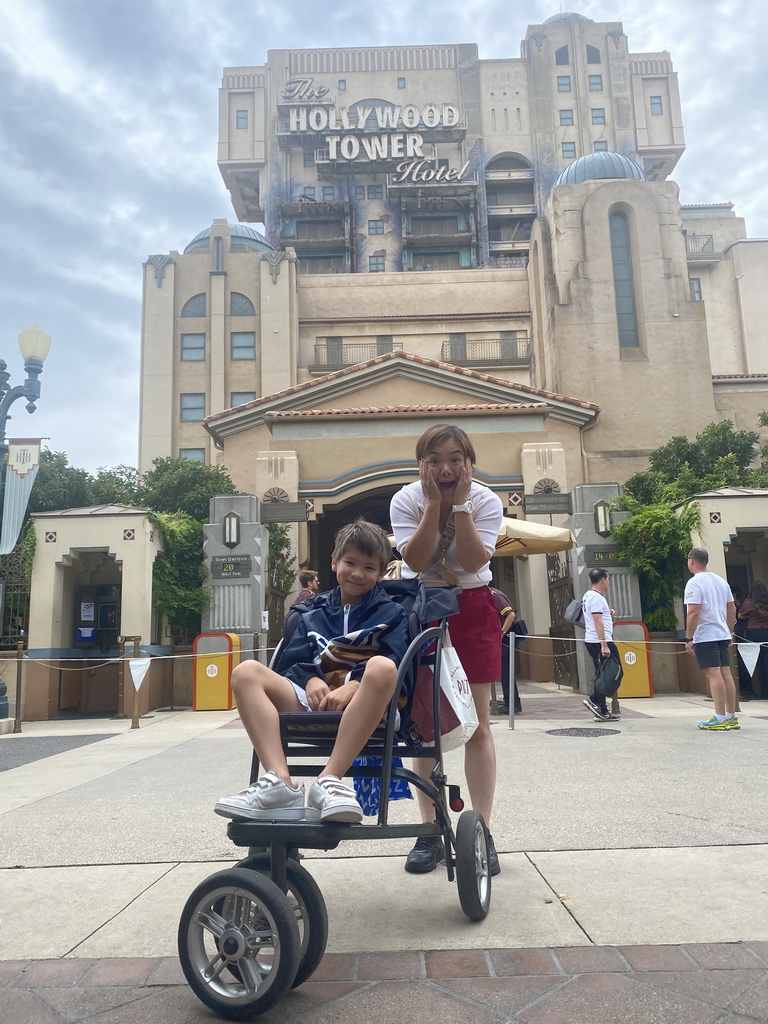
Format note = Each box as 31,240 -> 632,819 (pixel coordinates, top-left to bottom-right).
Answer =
594,141 -> 609,152
230,292 -> 255,316
367,184 -> 383,199
231,391 -> 256,406
449,332 -> 467,360
321,185 -> 335,201
559,109 -> 574,126
180,394 -> 205,421
376,335 -> 393,354
412,252 -> 461,271
610,212 -> 639,348
353,185 -> 365,200
231,331 -> 255,360
368,219 -> 384,234
180,293 -> 206,317
689,277 -> 702,301
180,448 -> 205,462
555,45 -> 569,65
301,186 -> 315,200
369,255 -> 385,272
303,150 -> 314,166
299,255 -> 346,274
235,110 -> 248,129
180,334 -> 205,361
586,44 -> 601,64
338,79 -> 346,91
591,107 -> 606,124
588,75 -> 603,91
397,77 -> 406,89
562,142 -> 576,158
557,76 -> 571,92
650,95 -> 663,115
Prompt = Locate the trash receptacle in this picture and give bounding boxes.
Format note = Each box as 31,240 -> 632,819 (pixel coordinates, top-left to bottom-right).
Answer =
193,633 -> 241,711
613,621 -> 653,698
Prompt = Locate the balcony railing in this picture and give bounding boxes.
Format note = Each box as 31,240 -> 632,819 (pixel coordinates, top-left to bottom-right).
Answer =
685,233 -> 721,263
482,254 -> 529,269
440,338 -> 530,366
310,342 -> 398,371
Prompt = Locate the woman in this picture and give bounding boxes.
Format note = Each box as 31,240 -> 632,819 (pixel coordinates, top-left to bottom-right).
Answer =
736,580 -> 768,699
390,424 -> 504,875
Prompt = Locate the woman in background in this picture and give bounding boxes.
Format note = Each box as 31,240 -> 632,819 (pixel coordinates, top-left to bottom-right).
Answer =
736,580 -> 768,699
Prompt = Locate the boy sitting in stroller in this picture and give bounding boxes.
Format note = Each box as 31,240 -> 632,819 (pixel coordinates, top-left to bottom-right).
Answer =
215,519 -> 409,824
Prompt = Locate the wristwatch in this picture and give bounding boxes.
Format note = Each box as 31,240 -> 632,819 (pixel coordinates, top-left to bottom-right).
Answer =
451,500 -> 474,514
684,637 -> 694,642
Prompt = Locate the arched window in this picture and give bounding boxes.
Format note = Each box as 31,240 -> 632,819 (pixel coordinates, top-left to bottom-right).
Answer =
555,45 -> 569,65
610,212 -> 639,348
181,293 -> 206,317
586,45 -> 601,64
230,292 -> 255,316
485,154 -> 532,171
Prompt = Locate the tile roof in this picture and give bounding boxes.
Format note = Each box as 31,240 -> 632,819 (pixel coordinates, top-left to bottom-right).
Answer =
205,349 -> 598,424
266,402 -> 550,418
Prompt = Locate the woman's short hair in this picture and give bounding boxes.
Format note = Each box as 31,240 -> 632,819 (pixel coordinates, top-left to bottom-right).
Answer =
332,519 -> 393,572
415,424 -> 477,465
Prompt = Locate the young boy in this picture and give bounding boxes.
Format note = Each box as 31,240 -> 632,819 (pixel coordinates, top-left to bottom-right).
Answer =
215,520 -> 408,824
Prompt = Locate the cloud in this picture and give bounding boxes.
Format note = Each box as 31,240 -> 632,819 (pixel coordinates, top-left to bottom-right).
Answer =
0,0 -> 765,474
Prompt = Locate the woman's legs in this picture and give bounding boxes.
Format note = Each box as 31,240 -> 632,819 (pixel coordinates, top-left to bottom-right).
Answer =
461,682 -> 495,825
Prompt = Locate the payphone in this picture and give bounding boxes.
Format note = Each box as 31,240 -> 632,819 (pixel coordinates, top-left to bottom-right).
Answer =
75,584 -> 121,651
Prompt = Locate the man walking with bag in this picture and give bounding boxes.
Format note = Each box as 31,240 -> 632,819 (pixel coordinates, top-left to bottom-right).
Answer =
582,568 -> 621,721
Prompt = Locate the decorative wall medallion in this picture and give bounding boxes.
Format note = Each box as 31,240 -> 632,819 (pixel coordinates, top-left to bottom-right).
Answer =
45,531 -> 57,543
123,529 -> 136,541
261,250 -> 288,284
709,511 -> 721,524
507,491 -> 523,508
305,497 -> 315,515
529,31 -> 547,50
264,487 -> 289,503
534,478 -> 561,495
145,254 -> 175,287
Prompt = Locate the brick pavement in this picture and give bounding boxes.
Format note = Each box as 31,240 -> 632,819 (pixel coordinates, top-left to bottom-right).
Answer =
4,943 -> 768,1023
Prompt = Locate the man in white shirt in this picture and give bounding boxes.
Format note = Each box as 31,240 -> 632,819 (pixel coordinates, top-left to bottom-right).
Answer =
684,547 -> 739,731
581,568 -> 620,721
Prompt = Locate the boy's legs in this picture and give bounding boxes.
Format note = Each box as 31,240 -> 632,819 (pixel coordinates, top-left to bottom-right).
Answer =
321,656 -> 398,779
230,660 -> 305,784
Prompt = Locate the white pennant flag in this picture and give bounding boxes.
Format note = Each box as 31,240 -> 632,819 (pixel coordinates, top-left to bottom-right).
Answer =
737,642 -> 761,678
129,657 -> 151,692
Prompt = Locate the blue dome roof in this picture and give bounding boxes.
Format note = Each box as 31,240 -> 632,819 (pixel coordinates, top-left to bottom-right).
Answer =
184,224 -> 275,254
543,12 -> 591,23
554,152 -> 647,186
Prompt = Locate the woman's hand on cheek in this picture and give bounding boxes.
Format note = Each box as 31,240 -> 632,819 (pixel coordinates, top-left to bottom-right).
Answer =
419,459 -> 441,503
453,458 -> 472,504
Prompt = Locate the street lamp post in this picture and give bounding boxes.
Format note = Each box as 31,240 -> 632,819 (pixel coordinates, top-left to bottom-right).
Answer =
0,324 -> 51,732
0,324 -> 52,454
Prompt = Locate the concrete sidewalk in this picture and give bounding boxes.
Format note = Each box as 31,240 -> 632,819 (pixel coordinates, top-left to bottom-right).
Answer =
2,683 -> 768,1021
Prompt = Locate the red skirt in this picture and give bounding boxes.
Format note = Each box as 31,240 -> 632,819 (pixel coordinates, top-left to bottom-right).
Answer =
446,586 -> 501,685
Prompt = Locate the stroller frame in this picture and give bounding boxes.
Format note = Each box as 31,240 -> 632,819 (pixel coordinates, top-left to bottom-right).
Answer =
178,582 -> 492,1020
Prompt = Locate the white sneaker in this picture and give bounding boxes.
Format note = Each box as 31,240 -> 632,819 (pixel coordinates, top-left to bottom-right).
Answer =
307,775 -> 363,823
214,770 -> 313,820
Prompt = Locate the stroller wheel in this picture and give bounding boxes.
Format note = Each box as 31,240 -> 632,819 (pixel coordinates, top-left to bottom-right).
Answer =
178,867 -> 299,1020
455,811 -> 492,920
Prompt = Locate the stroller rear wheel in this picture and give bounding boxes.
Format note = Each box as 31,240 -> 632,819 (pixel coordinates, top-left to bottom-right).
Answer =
455,811 -> 492,920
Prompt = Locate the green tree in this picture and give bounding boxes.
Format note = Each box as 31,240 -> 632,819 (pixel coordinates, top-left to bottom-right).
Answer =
88,465 -> 141,506
149,511 -> 208,643
137,457 -> 238,523
27,449 -> 92,514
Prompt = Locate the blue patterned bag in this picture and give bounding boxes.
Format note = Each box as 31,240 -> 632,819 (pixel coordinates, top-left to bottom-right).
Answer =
352,756 -> 412,816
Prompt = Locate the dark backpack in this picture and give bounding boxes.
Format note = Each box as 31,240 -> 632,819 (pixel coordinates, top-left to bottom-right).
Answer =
563,598 -> 584,626
594,652 -> 624,697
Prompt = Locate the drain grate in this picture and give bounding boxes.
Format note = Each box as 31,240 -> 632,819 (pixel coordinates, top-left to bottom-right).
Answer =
545,727 -> 621,738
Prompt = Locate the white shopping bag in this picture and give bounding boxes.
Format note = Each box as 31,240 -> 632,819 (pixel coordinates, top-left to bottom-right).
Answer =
438,626 -> 479,751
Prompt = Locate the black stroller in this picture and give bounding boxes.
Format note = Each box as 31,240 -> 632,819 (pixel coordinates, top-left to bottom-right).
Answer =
177,580 -> 493,1020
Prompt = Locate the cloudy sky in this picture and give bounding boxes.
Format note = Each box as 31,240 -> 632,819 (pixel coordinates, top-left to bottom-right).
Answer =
1,0 -> 765,473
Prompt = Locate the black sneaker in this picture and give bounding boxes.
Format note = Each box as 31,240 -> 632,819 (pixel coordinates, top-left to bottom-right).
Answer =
514,703 -> 523,714
497,704 -> 510,715
487,834 -> 501,876
405,834 -> 445,874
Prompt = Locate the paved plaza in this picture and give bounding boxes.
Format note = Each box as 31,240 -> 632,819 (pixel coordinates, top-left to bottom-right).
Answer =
2,682 -> 768,1022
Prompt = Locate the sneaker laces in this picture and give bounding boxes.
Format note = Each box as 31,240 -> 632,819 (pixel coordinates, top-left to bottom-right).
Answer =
413,834 -> 441,851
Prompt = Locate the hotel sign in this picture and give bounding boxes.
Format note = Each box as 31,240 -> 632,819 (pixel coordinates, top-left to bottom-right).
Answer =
280,79 -> 471,183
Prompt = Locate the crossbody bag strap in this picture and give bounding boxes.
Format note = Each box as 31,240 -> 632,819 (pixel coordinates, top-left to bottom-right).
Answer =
423,515 -> 461,586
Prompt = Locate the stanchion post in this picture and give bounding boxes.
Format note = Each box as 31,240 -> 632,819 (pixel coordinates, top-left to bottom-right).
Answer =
130,636 -> 141,729
12,639 -> 24,733
114,636 -> 127,719
508,631 -> 515,730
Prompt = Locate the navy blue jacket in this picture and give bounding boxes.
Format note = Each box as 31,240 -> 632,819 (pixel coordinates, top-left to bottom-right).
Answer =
274,584 -> 410,693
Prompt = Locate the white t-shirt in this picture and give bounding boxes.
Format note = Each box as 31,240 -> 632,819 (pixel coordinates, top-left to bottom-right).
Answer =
582,588 -> 613,644
683,571 -> 733,642
390,480 -> 503,588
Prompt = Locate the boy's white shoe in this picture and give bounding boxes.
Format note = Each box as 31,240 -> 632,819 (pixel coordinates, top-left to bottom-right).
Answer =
214,770 -> 317,820
307,775 -> 364,823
